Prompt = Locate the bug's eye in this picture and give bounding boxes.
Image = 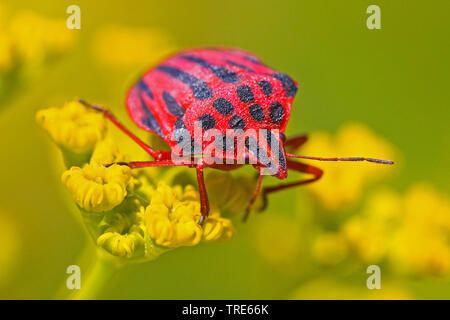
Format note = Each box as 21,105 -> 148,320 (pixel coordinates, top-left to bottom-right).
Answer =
280,133 -> 286,143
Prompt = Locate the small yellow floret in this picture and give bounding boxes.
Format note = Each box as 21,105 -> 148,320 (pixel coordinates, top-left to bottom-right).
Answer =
62,162 -> 131,212
97,226 -> 144,258
36,101 -> 106,154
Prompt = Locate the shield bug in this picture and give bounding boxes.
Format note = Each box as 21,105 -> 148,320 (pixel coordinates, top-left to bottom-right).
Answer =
80,47 -> 393,224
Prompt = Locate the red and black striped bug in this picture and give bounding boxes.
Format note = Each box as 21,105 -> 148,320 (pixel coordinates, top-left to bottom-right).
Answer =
80,47 -> 393,225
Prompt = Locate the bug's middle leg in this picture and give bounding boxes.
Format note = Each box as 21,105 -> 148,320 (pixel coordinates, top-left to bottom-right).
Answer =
79,99 -> 171,160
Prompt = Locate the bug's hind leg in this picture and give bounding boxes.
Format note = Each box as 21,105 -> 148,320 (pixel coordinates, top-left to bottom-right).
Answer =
79,99 -> 170,161
242,171 -> 263,222
284,134 -> 308,152
263,159 -> 323,196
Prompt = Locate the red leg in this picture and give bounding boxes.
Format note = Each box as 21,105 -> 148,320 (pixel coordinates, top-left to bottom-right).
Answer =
113,159 -> 209,225
284,134 -> 308,151
242,170 -> 264,222
196,165 -> 210,225
260,159 -> 323,211
79,99 -> 171,160
112,159 -> 193,169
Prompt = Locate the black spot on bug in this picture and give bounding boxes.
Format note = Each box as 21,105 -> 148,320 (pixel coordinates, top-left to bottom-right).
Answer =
213,98 -> 234,116
198,113 -> 215,130
156,65 -> 213,100
138,80 -> 154,99
236,85 -> 254,103
249,104 -> 265,122
139,96 -> 164,138
162,91 -> 185,118
228,114 -> 246,130
272,73 -> 298,97
257,81 -> 272,96
270,102 -> 284,123
180,55 -> 239,83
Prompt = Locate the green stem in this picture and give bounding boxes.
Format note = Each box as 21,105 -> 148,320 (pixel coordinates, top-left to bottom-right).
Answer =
70,253 -> 121,300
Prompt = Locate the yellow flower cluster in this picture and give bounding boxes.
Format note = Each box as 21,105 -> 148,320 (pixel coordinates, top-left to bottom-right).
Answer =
91,24 -> 176,70
389,184 -> 450,276
144,182 -> 235,248
0,8 -> 74,74
301,123 -> 397,211
36,101 -> 106,154
62,163 -> 132,212
313,183 -> 450,276
37,100 -> 236,261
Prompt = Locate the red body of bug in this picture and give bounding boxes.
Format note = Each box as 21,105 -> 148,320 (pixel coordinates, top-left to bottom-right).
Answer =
80,47 -> 393,224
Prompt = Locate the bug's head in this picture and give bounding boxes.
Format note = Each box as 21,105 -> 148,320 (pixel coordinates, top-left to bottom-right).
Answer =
245,130 -> 288,179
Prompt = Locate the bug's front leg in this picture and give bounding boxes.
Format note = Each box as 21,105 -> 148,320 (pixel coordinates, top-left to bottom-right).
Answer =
79,99 -> 171,161
195,163 -> 210,226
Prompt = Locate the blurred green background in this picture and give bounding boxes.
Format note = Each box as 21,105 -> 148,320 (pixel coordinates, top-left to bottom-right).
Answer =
0,0 -> 449,299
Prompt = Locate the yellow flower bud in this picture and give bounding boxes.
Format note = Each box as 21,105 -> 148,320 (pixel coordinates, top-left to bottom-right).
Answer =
62,162 -> 131,212
202,211 -> 235,242
97,226 -> 144,259
90,138 -> 125,165
36,101 -> 106,153
36,101 -> 106,154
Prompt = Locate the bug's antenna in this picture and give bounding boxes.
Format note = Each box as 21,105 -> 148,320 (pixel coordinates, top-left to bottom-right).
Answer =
285,153 -> 394,165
